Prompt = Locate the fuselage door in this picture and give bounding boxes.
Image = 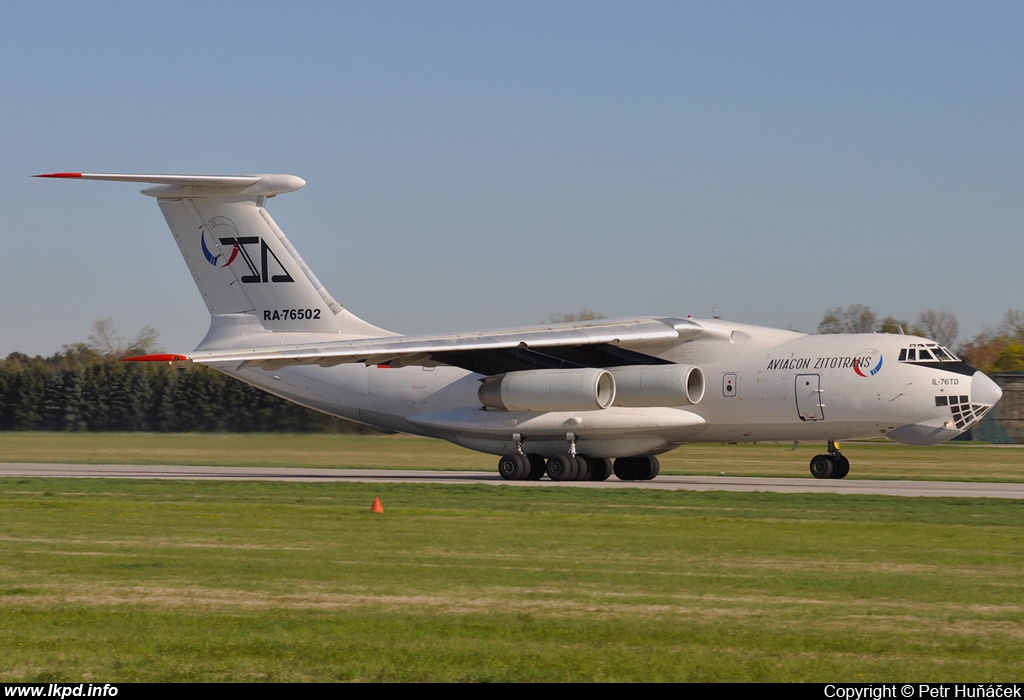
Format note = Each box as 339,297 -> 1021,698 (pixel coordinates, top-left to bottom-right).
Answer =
795,374 -> 825,421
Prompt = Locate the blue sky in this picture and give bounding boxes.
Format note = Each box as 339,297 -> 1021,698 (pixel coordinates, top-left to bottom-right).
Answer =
4,1 -> 1022,356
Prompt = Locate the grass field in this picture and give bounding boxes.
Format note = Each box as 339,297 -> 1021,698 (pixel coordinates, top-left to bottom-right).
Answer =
0,477 -> 1021,682
1,434 -> 1022,681
2,431 -> 1024,482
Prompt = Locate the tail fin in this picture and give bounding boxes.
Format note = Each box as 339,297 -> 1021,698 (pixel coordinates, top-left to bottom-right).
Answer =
37,173 -> 390,344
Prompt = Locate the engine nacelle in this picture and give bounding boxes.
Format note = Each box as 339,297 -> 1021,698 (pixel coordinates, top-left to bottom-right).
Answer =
608,364 -> 705,407
478,368 -> 616,412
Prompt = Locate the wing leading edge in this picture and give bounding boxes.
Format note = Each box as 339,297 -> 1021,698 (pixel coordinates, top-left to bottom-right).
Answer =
180,316 -> 703,373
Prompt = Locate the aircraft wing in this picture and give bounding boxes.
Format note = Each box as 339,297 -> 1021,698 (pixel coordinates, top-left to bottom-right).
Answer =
175,316 -> 703,374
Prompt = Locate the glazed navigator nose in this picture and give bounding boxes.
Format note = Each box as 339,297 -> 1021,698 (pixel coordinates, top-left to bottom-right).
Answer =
972,372 -> 1002,407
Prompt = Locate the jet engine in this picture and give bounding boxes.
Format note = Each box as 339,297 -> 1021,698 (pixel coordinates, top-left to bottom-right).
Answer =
608,364 -> 705,407
478,368 -> 616,412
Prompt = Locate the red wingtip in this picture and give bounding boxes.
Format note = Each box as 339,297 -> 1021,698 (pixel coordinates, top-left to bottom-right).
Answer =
34,172 -> 83,178
122,353 -> 189,363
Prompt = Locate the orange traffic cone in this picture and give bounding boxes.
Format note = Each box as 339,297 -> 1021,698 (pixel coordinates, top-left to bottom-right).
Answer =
371,497 -> 384,513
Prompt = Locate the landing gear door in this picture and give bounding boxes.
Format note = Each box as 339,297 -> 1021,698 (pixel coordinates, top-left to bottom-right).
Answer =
795,374 -> 825,421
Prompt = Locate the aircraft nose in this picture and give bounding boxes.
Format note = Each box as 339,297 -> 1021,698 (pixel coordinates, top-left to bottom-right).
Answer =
972,371 -> 1002,406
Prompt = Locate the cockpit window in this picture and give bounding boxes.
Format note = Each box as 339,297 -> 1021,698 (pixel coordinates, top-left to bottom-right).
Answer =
899,343 -> 959,364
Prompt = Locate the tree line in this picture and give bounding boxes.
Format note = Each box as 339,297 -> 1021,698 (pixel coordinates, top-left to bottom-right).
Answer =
817,305 -> 1024,374
0,323 -> 366,433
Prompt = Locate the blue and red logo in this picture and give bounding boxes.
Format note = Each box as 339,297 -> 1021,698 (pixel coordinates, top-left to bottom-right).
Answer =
201,228 -> 239,267
853,349 -> 883,377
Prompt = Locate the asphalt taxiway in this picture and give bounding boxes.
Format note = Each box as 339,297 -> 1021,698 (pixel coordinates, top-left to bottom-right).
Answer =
1,463 -> 1022,498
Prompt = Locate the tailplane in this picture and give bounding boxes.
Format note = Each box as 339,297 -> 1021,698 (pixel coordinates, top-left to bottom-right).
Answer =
36,173 -> 391,346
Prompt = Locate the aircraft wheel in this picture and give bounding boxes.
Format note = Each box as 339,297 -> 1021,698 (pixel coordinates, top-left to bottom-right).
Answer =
574,455 -> 592,481
630,456 -> 657,481
644,456 -> 661,481
498,454 -> 528,481
831,454 -> 850,479
547,454 -> 578,481
526,454 -> 547,480
613,457 -> 631,480
613,457 -> 637,481
809,454 -> 835,479
588,457 -> 613,481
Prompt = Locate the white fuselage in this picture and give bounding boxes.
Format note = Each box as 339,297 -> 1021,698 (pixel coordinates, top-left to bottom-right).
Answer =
214,319 -> 999,459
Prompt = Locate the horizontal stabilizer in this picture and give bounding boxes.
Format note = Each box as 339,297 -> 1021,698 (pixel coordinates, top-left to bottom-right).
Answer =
35,172 -> 305,197
122,353 -> 189,363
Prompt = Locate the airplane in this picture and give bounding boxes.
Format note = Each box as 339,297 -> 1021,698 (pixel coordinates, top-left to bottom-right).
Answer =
37,172 -> 1003,482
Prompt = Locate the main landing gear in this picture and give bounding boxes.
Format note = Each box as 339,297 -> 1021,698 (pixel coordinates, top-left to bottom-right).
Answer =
497,433 -> 657,482
612,456 -> 660,481
809,440 -> 850,480
545,453 -> 613,482
497,453 -> 659,482
497,453 -> 546,481
497,452 -> 611,481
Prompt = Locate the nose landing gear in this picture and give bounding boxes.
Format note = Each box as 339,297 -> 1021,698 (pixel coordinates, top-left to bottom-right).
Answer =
809,440 -> 850,479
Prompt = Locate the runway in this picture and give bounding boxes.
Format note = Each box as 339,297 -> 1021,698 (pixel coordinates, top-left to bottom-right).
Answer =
1,462 -> 1022,498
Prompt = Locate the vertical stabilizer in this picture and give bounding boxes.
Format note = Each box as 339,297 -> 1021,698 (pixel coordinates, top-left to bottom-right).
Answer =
36,172 -> 390,342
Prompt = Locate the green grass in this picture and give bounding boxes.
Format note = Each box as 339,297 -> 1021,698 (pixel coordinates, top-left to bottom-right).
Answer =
1,478 -> 1022,681
1,432 -> 1024,482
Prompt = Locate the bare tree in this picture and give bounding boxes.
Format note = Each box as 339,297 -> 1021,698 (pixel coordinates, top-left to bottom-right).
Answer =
916,309 -> 959,347
997,309 -> 1024,341
127,325 -> 160,356
817,305 -> 876,334
86,318 -> 122,356
86,318 -> 160,358
877,316 -> 913,335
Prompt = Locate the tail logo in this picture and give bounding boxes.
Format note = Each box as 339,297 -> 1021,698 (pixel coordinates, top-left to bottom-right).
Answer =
201,229 -> 239,267
199,217 -> 294,284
